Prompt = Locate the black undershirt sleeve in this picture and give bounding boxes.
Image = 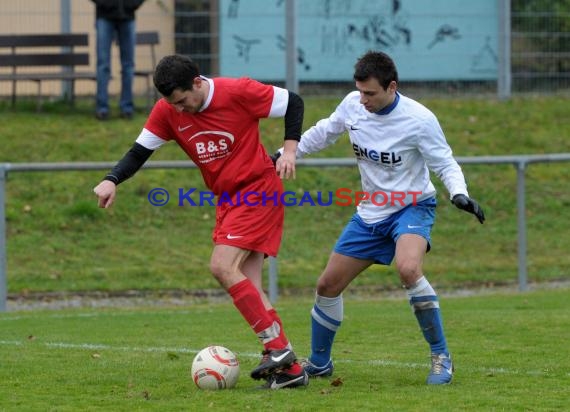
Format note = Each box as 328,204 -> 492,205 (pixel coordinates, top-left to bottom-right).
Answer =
284,90 -> 304,141
103,142 -> 154,185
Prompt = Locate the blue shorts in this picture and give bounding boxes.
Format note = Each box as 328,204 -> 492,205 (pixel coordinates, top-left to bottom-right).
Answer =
334,197 -> 436,265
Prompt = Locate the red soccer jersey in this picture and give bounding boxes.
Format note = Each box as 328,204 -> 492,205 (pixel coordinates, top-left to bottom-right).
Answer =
143,77 -> 286,196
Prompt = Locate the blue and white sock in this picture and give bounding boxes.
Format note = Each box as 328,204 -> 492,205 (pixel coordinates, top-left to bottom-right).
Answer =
310,294 -> 343,367
407,276 -> 448,355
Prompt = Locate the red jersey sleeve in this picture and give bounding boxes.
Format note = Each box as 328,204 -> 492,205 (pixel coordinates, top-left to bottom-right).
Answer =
144,99 -> 177,141
230,77 -> 276,119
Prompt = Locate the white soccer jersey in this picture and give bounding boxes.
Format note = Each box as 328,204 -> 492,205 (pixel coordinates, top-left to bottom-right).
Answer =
298,91 -> 468,223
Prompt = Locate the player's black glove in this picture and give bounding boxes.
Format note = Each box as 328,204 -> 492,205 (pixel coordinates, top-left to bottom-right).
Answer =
270,151 -> 281,167
451,194 -> 485,224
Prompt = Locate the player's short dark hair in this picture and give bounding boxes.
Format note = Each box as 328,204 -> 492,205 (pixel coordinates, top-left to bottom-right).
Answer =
153,54 -> 201,97
353,51 -> 399,90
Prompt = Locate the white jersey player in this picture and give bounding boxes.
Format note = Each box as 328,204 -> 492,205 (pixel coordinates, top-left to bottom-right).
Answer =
297,89 -> 470,224
295,51 -> 485,385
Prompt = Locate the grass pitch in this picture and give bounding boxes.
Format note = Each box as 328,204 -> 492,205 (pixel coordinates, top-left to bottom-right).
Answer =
1,288 -> 569,411
1,95 -> 570,295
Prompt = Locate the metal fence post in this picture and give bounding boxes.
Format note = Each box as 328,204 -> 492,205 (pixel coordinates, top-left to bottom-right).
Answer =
0,165 -> 7,311
268,256 -> 278,304
498,0 -> 512,100
60,0 -> 73,100
516,161 -> 528,291
285,0 -> 298,93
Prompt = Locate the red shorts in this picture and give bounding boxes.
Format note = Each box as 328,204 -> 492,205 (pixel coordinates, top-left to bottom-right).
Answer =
212,172 -> 284,257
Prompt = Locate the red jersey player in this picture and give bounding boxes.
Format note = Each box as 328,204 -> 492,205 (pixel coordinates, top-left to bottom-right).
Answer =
93,54 -> 308,389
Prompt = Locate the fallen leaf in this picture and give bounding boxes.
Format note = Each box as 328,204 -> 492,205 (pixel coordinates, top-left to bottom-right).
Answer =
331,377 -> 343,387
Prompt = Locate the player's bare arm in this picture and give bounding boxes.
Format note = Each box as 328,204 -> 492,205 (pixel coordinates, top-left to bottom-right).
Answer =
94,142 -> 154,208
93,180 -> 117,208
277,139 -> 298,180
276,90 -> 303,180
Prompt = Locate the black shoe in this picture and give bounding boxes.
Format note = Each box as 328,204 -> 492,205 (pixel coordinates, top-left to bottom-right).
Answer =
250,348 -> 297,380
95,111 -> 109,121
258,368 -> 309,390
120,112 -> 133,120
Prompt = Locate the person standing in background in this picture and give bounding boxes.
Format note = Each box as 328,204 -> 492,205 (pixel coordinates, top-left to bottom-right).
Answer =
91,0 -> 145,120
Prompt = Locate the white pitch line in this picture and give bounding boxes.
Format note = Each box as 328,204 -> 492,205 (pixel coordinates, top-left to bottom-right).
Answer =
364,359 -> 551,377
0,339 -> 555,377
0,310 -> 196,322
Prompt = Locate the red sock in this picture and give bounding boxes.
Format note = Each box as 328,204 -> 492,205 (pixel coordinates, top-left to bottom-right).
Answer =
267,308 -> 290,349
284,362 -> 303,375
267,309 -> 302,374
228,279 -> 285,350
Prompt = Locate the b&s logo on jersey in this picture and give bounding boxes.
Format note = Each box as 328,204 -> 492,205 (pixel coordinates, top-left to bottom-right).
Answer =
188,131 -> 234,164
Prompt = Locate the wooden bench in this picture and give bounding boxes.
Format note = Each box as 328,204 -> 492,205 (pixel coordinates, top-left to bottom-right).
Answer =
0,33 -> 96,111
134,31 -> 160,111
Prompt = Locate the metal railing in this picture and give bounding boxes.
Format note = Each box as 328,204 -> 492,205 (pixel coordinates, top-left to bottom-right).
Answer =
2,153 -> 570,311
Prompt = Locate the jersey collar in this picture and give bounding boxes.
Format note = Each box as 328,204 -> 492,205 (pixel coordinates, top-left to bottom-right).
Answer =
375,91 -> 400,115
199,76 -> 214,112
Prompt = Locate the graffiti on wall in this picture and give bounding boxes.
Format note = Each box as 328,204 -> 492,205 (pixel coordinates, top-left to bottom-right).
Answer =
220,0 -> 498,81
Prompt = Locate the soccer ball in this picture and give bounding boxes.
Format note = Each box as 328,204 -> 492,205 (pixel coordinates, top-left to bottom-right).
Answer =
191,345 -> 240,390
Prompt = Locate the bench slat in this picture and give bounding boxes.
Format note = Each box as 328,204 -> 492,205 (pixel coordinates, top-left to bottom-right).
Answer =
136,31 -> 159,45
0,72 -> 96,81
0,53 -> 89,67
0,34 -> 88,48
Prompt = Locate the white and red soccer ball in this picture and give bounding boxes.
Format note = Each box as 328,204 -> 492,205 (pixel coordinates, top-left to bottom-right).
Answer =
191,345 -> 240,390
